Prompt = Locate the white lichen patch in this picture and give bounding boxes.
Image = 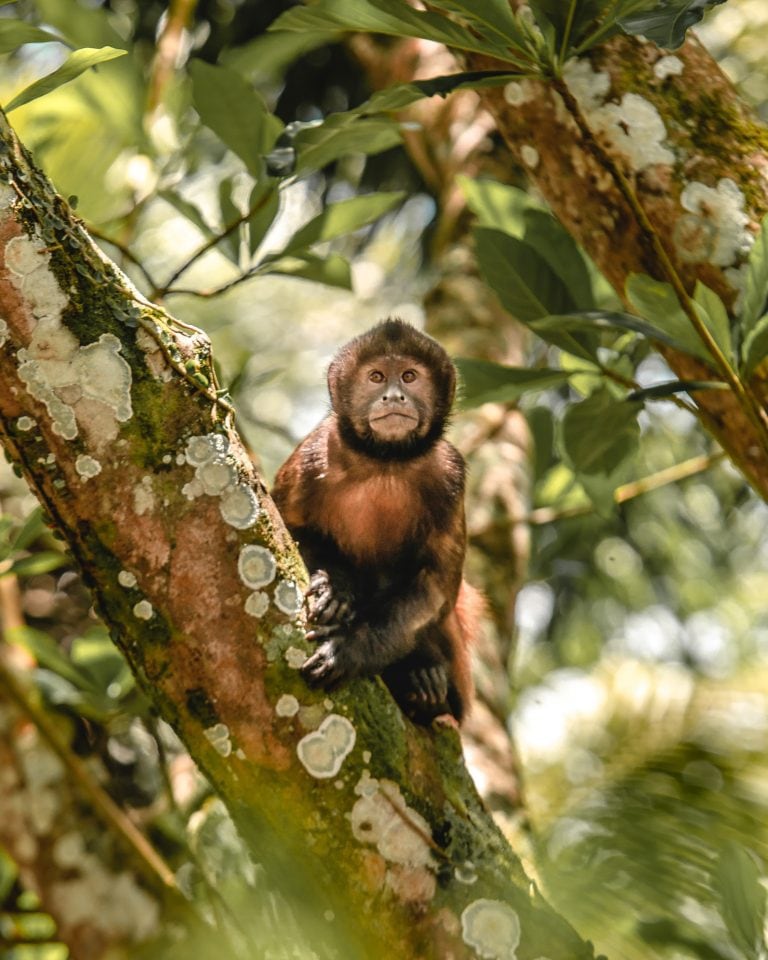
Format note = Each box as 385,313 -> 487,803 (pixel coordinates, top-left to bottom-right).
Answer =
219,483 -> 260,529
133,600 -> 154,620
182,432 -> 261,530
654,55 -> 684,80
118,570 -> 138,588
520,145 -> 539,169
5,225 -> 133,444
503,80 -> 534,107
133,475 -> 155,515
75,454 -> 102,480
350,777 -> 433,869
677,178 -> 751,267
275,693 -> 300,717
52,832 -> 86,869
285,645 -> 307,669
274,579 -> 303,617
0,318 -> 8,348
244,590 -> 270,618
455,861 -> 478,884
238,544 -> 277,589
297,713 -> 356,778
17,415 -> 35,431
204,722 -> 233,757
563,59 -> 674,170
461,899 -> 521,960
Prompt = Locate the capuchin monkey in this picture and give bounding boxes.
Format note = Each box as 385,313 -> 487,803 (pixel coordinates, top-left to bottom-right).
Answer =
272,319 -> 482,724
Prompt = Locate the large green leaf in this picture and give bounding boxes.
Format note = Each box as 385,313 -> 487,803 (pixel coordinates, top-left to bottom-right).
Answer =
528,0 -> 604,49
474,228 -> 575,322
0,20 -> 65,53
714,843 -> 766,960
460,177 -> 541,234
456,358 -> 572,408
625,274 -> 713,362
740,214 -> 768,336
263,253 -> 352,290
189,60 -> 283,176
560,386 -> 640,513
540,310 -> 696,354
423,0 -> 530,52
693,281 -> 733,362
5,46 -> 127,112
294,117 -> 403,173
523,209 -> 595,311
277,192 -> 405,256
618,0 -> 726,49
269,0 -> 521,62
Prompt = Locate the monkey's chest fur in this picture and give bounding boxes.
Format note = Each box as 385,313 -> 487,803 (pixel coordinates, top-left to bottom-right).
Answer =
317,471 -> 425,564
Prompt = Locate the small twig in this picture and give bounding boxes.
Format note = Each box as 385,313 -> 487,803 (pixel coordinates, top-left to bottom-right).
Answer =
516,451 -> 725,526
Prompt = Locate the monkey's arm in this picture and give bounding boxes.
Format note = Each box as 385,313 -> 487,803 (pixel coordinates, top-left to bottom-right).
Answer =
301,553 -> 460,690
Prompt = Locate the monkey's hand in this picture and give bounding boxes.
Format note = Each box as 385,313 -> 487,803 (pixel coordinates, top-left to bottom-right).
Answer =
301,637 -> 356,690
306,569 -> 355,640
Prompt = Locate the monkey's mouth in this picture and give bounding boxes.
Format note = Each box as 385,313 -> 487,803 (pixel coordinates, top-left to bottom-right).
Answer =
371,411 -> 418,423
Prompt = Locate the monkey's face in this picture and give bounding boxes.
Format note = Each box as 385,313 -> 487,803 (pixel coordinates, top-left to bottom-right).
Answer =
348,355 -> 436,443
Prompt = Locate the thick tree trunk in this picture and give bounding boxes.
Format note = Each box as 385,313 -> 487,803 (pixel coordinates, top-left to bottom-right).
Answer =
467,34 -> 768,497
0,113 -> 595,957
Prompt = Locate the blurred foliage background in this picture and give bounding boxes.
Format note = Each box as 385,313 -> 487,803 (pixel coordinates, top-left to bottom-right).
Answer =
2,1 -> 768,958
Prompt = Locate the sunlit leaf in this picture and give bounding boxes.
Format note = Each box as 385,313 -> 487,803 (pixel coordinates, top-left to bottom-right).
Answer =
248,181 -> 280,257
294,117 -> 403,173
8,507 -> 45,553
714,843 -> 766,960
740,214 -> 768,336
460,177 -> 540,234
9,551 -> 68,577
269,0 -> 520,61
625,274 -> 713,362
278,192 -> 405,255
0,20 -> 66,53
189,60 -> 283,175
5,46 -> 127,112
693,281 -> 733,362
475,228 -> 575,322
455,358 -> 572,408
264,253 -> 352,290
523,209 -> 595,311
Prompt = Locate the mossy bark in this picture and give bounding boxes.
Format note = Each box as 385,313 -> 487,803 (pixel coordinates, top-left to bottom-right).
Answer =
0,113 -> 595,957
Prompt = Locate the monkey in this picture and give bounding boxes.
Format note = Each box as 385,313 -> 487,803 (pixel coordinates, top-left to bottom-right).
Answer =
271,319 -> 481,724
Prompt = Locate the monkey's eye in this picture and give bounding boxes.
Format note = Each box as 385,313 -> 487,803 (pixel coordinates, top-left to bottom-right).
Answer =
369,370 -> 385,383
402,369 -> 417,383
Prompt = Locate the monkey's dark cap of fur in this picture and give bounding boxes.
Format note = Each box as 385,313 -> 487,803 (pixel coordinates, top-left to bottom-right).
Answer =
328,318 -> 455,398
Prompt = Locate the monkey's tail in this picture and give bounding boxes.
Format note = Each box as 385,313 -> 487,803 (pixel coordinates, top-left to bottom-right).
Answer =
450,580 -> 486,719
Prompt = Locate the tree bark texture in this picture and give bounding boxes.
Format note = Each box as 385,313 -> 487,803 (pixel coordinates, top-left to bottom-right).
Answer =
466,34 -> 768,498
0,114 -> 595,958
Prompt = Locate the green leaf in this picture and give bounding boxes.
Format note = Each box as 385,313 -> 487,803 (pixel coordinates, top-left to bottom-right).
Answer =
526,316 -> 601,363
618,0 -> 726,49
741,214 -> 768,335
248,181 -> 280,257
9,626 -> 94,691
474,228 -> 575,322
460,177 -> 539,234
627,379 -> 728,402
5,46 -> 127,112
693,281 -> 733,361
455,358 -> 572,408
9,552 -> 68,577
189,60 -> 283,176
523,209 -> 595,311
295,117 -> 403,173
539,310 -> 693,355
263,253 -> 351,290
423,0 -> 530,52
741,313 -> 768,377
560,387 -> 640,513
0,20 -> 66,54
9,507 -> 45,553
218,178 -> 242,264
625,274 -> 712,362
160,191 -> 214,239
278,192 -> 405,256
528,0 -> 604,49
714,843 -> 766,960
269,0 -> 520,62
